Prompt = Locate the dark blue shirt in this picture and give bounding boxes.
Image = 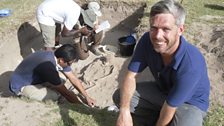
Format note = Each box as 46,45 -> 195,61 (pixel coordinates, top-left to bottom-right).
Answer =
9,51 -> 71,95
128,32 -> 210,111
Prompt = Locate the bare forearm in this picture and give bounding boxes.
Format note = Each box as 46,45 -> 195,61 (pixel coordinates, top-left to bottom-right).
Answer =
156,101 -> 176,126
53,84 -> 80,103
61,29 -> 81,37
116,71 -> 137,126
64,72 -> 89,98
120,72 -> 136,111
61,90 -> 80,103
69,78 -> 88,98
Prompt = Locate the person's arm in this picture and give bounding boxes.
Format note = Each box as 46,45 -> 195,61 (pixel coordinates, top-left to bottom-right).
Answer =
92,18 -> 99,31
53,84 -> 80,103
116,70 -> 137,126
34,62 -> 81,103
63,71 -> 96,107
156,101 -> 177,126
61,25 -> 90,37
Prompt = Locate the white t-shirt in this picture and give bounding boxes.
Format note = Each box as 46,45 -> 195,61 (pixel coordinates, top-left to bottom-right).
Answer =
37,0 -> 81,30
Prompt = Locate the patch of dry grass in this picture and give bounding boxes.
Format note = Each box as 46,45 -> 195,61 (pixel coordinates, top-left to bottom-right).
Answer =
0,0 -> 42,36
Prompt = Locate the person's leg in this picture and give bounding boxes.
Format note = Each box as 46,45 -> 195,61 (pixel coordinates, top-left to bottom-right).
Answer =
170,103 -> 207,126
73,36 -> 89,60
20,78 -> 67,101
55,23 -> 61,48
72,23 -> 89,60
113,81 -> 166,113
38,23 -> 56,51
20,84 -> 60,101
93,30 -> 104,46
89,31 -> 105,56
113,81 -> 166,125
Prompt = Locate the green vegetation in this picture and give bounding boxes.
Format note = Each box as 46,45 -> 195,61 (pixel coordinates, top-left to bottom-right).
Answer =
53,104 -> 117,126
183,0 -> 224,24
204,103 -> 224,125
0,0 -> 42,35
147,0 -> 224,24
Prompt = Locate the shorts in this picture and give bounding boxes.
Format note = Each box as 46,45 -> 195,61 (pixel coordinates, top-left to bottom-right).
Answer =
15,78 -> 66,101
39,23 -> 56,48
20,84 -> 60,101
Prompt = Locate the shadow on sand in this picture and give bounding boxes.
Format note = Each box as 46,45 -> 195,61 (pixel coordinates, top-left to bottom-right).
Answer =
17,22 -> 43,59
57,103 -> 117,126
0,71 -> 14,97
17,22 -> 74,59
101,2 -> 146,48
204,4 -> 224,11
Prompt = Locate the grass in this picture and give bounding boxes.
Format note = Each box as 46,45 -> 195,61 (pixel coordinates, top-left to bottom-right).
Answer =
144,0 -> 224,31
0,0 -> 224,125
53,103 -> 118,126
0,0 -> 42,36
204,103 -> 224,126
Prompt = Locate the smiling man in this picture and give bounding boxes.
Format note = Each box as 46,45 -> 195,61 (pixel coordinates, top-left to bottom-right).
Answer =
9,44 -> 95,107
113,0 -> 210,126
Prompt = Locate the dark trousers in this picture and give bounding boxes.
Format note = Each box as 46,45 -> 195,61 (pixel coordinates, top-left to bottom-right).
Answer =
113,81 -> 206,126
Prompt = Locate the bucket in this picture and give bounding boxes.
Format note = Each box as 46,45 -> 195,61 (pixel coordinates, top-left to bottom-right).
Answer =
118,36 -> 136,56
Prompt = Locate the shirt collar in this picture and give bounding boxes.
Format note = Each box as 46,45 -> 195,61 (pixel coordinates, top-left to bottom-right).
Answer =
54,56 -> 63,71
172,36 -> 187,70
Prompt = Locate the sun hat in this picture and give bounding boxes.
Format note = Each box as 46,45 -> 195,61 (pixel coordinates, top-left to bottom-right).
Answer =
88,2 -> 102,17
81,2 -> 102,28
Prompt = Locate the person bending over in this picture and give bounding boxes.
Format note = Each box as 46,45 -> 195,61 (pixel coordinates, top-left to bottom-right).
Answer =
73,1 -> 105,59
37,0 -> 104,57
9,44 -> 95,107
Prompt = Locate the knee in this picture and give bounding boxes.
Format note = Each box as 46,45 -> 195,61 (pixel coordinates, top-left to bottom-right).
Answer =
170,104 -> 204,126
94,31 -> 104,43
78,52 -> 89,60
112,89 -> 120,107
96,30 -> 104,38
73,43 -> 89,60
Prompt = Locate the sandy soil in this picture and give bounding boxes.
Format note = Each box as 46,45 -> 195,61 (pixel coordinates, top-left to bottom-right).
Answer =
0,1 -> 223,126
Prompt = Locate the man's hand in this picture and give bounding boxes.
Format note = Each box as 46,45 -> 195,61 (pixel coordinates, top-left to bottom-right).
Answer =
85,96 -> 96,108
93,24 -> 99,31
156,101 -> 176,126
80,26 -> 90,36
116,109 -> 133,126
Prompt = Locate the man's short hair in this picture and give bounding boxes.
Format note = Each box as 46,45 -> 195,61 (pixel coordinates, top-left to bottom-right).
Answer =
54,44 -> 79,62
150,0 -> 186,26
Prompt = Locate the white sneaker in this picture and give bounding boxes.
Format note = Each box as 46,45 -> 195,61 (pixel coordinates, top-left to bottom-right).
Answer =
89,47 -> 103,56
107,105 -> 119,112
54,44 -> 62,49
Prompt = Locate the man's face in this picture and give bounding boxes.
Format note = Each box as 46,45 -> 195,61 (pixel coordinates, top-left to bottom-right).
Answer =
149,13 -> 184,55
58,58 -> 75,68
